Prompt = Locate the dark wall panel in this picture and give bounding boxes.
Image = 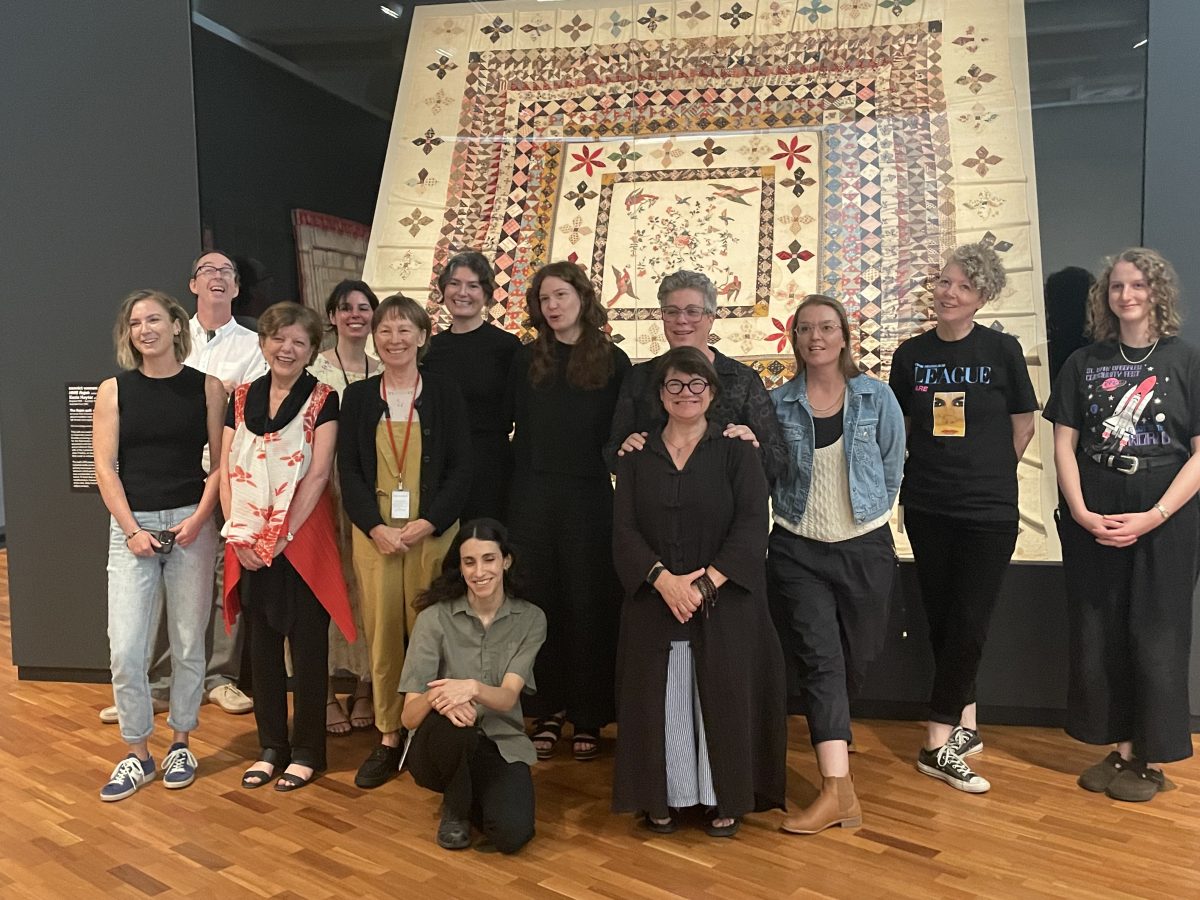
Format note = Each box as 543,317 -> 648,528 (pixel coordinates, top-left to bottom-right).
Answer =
191,26 -> 391,312
0,1 -> 202,672
1143,0 -> 1200,713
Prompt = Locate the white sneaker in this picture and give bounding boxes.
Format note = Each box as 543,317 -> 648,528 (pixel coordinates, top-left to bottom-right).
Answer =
917,744 -> 991,793
99,697 -> 169,724
207,683 -> 253,714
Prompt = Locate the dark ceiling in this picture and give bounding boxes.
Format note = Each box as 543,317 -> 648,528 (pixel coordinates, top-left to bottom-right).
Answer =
192,0 -> 1147,120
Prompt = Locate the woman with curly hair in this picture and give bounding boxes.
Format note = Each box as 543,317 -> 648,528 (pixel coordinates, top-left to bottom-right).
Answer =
889,243 -> 1038,794
507,261 -> 631,761
400,518 -> 546,853
1044,248 -> 1200,802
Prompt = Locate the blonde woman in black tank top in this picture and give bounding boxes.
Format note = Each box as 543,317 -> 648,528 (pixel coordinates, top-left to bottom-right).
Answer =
92,289 -> 227,802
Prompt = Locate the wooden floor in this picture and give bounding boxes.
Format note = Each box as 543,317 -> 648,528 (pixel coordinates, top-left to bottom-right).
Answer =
1,551 -> 1198,899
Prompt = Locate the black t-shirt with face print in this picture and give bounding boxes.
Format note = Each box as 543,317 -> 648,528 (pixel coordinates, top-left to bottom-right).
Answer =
889,324 -> 1039,521
1043,337 -> 1200,464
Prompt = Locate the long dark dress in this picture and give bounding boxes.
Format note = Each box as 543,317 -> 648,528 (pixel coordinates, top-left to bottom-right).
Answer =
612,425 -> 787,818
507,338 -> 630,728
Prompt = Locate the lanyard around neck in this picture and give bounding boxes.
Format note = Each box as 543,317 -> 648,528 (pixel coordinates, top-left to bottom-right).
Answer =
381,374 -> 420,487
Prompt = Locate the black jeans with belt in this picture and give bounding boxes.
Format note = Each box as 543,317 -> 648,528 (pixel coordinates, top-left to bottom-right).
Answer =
407,713 -> 536,854
904,509 -> 1018,729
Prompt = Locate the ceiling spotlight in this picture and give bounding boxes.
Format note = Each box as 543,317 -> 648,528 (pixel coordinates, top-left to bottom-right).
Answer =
1133,38 -> 1148,49
380,5 -> 401,18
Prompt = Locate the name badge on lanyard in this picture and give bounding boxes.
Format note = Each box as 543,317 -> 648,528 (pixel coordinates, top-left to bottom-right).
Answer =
391,489 -> 411,520
382,374 -> 420,522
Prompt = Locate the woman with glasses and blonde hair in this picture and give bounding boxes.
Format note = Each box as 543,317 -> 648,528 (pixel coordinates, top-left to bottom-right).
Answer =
612,345 -> 786,838
93,289 -> 227,801
1044,247 -> 1200,802
768,295 -> 904,833
508,261 -> 630,762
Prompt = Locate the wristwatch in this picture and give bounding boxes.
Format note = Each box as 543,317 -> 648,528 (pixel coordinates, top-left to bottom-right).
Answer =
647,563 -> 666,587
285,531 -> 294,542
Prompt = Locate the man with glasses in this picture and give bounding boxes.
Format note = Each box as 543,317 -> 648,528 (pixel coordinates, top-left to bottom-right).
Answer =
99,251 -> 267,725
604,269 -> 786,483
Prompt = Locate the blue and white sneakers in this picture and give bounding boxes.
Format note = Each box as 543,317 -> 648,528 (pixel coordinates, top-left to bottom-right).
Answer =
161,743 -> 198,789
100,754 -> 156,802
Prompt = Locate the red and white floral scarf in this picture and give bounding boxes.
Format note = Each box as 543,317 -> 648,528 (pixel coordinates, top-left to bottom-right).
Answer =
223,381 -> 332,566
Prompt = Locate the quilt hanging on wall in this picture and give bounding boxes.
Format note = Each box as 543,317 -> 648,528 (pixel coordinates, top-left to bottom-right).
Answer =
363,0 -> 1052,559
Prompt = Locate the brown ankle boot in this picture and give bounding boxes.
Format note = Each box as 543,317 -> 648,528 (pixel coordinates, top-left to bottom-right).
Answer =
781,775 -> 862,834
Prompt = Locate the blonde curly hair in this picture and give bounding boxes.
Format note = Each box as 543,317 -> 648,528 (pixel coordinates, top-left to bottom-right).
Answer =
1085,247 -> 1181,342
944,242 -> 1007,303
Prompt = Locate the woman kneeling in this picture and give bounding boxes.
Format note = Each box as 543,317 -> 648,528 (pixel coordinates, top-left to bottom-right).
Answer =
399,519 -> 547,852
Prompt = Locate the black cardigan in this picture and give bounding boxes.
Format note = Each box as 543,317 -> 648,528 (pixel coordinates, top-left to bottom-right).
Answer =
338,370 -> 471,537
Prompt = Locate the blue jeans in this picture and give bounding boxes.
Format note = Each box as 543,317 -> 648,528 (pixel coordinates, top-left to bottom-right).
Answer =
107,504 -> 217,743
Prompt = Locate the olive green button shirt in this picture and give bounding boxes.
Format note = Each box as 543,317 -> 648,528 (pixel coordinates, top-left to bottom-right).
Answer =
398,595 -> 547,766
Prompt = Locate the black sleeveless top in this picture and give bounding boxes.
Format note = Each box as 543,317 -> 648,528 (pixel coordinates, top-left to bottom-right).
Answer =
117,367 -> 209,510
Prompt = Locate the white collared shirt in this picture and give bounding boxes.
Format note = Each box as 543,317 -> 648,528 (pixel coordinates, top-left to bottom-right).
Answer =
185,316 -> 267,390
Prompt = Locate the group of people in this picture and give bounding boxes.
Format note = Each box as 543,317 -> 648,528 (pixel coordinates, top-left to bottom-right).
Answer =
94,242 -> 1197,853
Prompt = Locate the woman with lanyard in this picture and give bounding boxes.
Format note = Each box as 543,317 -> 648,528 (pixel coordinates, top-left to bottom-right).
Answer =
888,243 -> 1038,794
220,302 -> 353,792
768,295 -> 904,833
339,294 -> 471,789
309,280 -> 381,736
422,251 -> 522,522
1044,248 -> 1200,802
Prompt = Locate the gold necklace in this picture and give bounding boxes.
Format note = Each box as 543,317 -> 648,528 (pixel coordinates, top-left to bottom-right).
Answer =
808,383 -> 846,414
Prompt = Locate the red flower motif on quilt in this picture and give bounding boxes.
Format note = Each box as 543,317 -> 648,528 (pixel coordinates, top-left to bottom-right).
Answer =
765,314 -> 795,353
770,136 -> 812,171
570,146 -> 606,176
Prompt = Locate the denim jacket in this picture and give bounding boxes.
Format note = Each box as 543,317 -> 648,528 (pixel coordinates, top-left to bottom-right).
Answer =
771,372 -> 905,525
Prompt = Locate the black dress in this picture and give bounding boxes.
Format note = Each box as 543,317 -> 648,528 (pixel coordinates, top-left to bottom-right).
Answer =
422,323 -> 521,522
506,338 -> 630,729
612,426 -> 787,818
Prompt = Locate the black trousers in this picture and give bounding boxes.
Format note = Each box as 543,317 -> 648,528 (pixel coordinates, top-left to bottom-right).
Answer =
768,525 -> 896,744
904,509 -> 1017,727
508,472 -> 620,728
243,557 -> 330,769
1057,458 -> 1198,763
407,713 -> 535,854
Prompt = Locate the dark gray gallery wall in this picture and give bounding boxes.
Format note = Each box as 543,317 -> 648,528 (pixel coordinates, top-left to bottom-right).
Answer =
0,1 -> 202,676
1141,0 -> 1200,715
1143,0 -> 1200,343
191,25 -> 390,312
1032,101 -> 1145,278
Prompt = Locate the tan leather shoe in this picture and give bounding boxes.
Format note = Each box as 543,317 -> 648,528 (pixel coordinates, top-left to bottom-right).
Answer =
99,698 -> 169,724
206,684 -> 253,714
781,775 -> 862,834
